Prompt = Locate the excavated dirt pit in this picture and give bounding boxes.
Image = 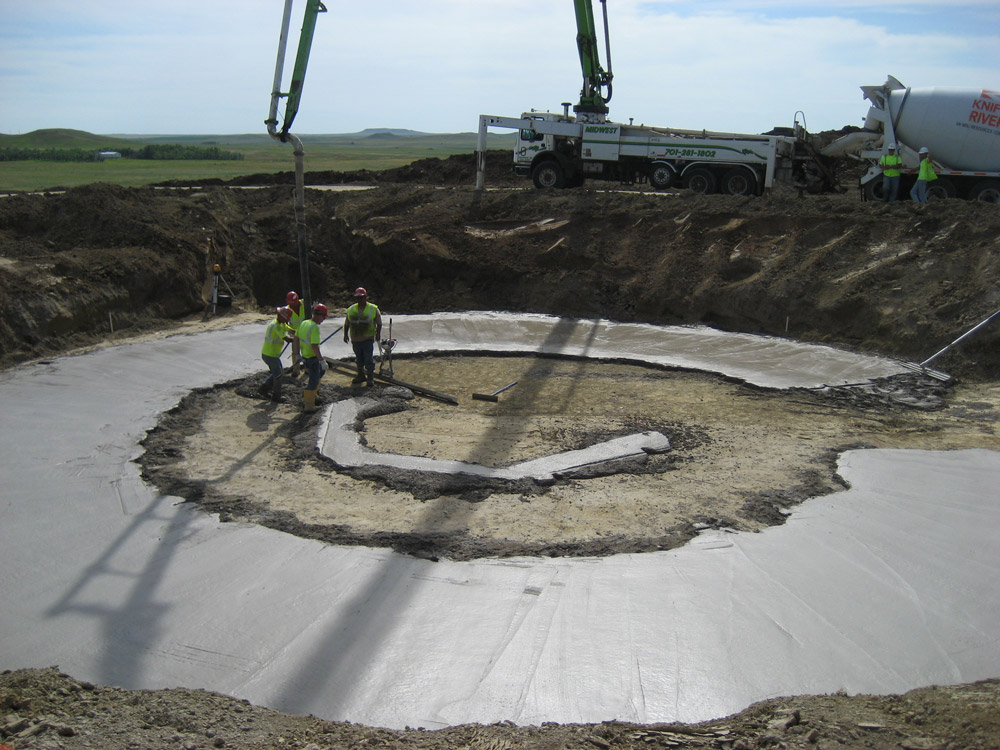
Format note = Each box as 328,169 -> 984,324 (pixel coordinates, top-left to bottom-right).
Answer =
140,353 -> 1000,562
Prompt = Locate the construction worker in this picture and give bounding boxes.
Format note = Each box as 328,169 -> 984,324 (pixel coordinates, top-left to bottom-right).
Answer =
297,302 -> 329,412
259,306 -> 295,402
910,146 -> 937,204
343,287 -> 382,386
286,291 -> 307,373
879,143 -> 903,202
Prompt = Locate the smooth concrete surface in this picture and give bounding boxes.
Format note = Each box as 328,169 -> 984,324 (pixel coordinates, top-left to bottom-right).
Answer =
320,396 -> 670,480
2,313 -> 998,730
373,312 -> 907,389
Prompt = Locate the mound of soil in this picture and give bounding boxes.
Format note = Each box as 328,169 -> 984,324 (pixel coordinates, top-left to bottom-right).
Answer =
3,667 -> 999,750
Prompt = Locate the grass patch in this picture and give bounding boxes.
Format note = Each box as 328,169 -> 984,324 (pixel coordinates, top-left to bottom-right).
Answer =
0,129 -> 515,191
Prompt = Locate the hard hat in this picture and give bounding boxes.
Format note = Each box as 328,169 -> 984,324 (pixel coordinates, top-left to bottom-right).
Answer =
276,306 -> 292,323
918,146 -> 929,155
313,303 -> 328,318
286,291 -> 299,304
886,143 -> 896,150
354,287 -> 367,297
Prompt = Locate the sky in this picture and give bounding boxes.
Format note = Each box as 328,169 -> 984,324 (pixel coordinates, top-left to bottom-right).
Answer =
1,0 -> 998,136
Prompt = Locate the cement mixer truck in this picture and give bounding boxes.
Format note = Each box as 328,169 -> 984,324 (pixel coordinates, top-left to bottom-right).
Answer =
823,76 -> 1000,202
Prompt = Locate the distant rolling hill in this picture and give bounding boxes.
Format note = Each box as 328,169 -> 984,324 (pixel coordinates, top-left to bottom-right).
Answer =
0,129 -> 139,149
1,128 -> 495,150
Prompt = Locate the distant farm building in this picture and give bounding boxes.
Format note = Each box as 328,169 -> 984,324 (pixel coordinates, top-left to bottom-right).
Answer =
96,151 -> 122,160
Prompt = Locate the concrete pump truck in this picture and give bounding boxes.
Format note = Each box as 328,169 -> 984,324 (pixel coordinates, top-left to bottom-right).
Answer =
475,0 -> 830,195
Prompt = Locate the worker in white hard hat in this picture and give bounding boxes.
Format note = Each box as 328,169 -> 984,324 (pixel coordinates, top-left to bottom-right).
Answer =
344,286 -> 383,387
910,146 -> 938,204
879,143 -> 903,202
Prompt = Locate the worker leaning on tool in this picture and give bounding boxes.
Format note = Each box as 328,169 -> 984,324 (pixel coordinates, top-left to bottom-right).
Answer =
285,291 -> 307,375
344,287 -> 382,387
259,306 -> 295,403
297,302 -> 329,412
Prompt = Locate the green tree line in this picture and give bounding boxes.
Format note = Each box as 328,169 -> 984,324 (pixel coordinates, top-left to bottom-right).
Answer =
0,144 -> 244,162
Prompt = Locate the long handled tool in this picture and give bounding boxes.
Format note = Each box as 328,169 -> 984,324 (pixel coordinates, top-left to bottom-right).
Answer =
472,381 -> 518,402
378,318 -> 395,377
898,307 -> 1000,382
284,325 -> 342,376
325,359 -> 458,405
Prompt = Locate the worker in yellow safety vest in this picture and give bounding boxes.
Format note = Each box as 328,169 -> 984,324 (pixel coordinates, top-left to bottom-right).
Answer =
297,302 -> 329,412
879,143 -> 903,202
910,146 -> 937,204
259,306 -> 295,402
343,287 -> 383,387
285,291 -> 307,375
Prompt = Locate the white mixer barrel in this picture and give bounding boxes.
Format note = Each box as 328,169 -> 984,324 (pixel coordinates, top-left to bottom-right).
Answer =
883,87 -> 1000,171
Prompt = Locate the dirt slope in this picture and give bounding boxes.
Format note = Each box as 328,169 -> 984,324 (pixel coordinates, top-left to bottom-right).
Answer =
1,153 -> 999,376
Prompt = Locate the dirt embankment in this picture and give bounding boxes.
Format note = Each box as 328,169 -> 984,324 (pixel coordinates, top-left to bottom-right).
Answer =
3,667 -> 1000,750
1,152 -> 999,377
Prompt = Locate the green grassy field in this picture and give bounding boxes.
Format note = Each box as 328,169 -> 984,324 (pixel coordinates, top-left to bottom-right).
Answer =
0,129 -> 515,191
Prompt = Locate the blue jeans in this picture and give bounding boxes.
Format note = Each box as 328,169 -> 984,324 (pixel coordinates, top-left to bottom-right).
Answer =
261,354 -> 283,395
911,179 -> 929,203
303,356 -> 325,391
352,340 -> 376,374
883,175 -> 900,202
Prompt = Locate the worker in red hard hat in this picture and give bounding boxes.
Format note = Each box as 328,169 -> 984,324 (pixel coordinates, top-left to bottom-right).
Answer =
259,306 -> 295,403
344,286 -> 382,387
296,302 -> 329,411
285,291 -> 307,373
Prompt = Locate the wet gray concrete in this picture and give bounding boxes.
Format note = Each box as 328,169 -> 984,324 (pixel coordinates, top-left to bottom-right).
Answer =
1,313 -> 997,729
320,395 -> 670,480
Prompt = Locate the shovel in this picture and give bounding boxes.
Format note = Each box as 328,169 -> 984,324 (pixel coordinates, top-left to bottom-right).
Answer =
472,381 -> 518,402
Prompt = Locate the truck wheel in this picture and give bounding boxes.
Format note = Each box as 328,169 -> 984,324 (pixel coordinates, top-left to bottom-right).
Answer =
863,177 -> 886,202
683,167 -> 717,194
649,163 -> 674,190
926,178 -> 957,201
722,168 -> 757,196
970,180 -> 1000,203
532,161 -> 565,189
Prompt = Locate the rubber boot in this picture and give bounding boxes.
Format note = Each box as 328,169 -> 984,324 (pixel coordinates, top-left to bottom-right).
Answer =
271,376 -> 286,403
351,365 -> 365,385
366,368 -> 375,387
302,388 -> 317,412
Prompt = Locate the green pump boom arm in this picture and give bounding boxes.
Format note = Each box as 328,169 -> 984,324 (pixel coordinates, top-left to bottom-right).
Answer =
573,0 -> 613,116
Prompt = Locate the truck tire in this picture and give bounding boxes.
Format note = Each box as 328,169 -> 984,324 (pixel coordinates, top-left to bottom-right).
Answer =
863,177 -> 886,202
970,179 -> 1000,203
683,167 -> 717,194
926,178 -> 957,201
649,163 -> 674,190
722,167 -> 757,196
532,161 -> 565,189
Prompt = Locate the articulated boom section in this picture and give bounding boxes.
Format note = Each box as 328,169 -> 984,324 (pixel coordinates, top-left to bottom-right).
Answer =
573,0 -> 613,119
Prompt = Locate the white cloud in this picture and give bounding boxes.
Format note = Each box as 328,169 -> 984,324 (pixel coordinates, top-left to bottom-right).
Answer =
0,0 -> 997,134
